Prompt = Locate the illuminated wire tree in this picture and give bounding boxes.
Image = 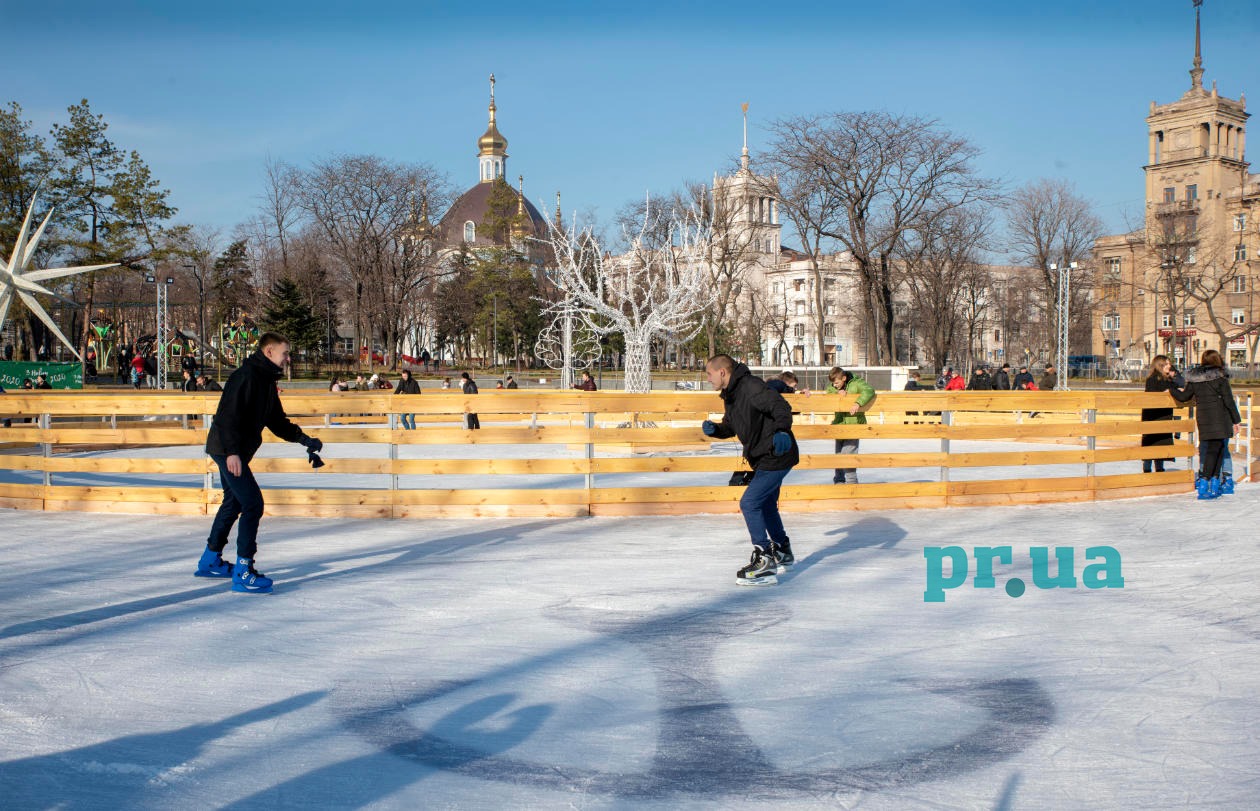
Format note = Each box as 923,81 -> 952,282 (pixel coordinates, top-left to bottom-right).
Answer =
540,200 -> 715,393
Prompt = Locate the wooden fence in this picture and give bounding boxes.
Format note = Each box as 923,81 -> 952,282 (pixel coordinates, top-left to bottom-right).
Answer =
0,390 -> 1248,518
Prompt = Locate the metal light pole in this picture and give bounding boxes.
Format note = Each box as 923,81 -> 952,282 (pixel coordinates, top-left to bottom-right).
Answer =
146,273 -> 174,389
1050,261 -> 1076,391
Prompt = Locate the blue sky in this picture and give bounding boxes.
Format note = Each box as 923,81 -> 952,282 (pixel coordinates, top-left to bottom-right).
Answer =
6,0 -> 1258,252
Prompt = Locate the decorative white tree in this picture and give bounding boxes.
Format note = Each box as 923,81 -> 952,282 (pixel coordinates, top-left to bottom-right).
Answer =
540,201 -> 715,393
533,301 -> 601,388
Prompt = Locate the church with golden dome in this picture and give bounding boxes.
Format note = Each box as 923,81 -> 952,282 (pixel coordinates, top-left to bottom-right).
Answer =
437,75 -> 549,252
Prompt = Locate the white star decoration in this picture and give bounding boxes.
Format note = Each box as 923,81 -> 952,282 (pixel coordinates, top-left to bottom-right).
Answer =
2,196 -> 118,361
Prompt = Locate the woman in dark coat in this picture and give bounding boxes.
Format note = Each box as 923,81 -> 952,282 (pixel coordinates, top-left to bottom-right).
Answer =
1170,349 -> 1241,495
1141,355 -> 1183,473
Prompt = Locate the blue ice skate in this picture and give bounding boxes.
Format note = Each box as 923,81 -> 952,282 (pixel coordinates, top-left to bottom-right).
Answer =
194,547 -> 233,578
232,558 -> 274,594
1220,473 -> 1235,495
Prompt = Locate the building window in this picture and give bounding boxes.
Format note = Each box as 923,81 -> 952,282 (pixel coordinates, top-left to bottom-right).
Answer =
1186,184 -> 1198,201
794,301 -> 805,316
823,323 -> 835,337
1187,246 -> 1197,264
1183,310 -> 1196,327
754,238 -> 761,253
1105,257 -> 1121,279
1236,243 -> 1248,262
793,279 -> 804,292
772,281 -> 782,295
463,221 -> 476,243
1235,276 -> 1248,293
994,328 -> 1001,342
1161,311 -> 1173,328
1163,187 -> 1176,203
1102,313 -> 1120,331
1232,308 -> 1246,325
1235,213 -> 1248,232
824,301 -> 837,316
793,323 -> 805,338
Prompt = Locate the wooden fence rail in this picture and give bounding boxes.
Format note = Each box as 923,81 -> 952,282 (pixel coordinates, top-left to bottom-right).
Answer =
0,390 -> 1248,518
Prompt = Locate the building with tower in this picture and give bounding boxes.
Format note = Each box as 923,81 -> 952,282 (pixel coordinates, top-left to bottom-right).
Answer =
1091,0 -> 1257,372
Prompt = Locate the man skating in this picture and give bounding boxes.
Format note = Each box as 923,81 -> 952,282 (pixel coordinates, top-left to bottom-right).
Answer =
194,332 -> 323,593
701,354 -> 799,586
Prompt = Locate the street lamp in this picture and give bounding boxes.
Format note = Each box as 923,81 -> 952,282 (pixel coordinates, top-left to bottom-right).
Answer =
183,263 -> 205,368
1049,261 -> 1077,390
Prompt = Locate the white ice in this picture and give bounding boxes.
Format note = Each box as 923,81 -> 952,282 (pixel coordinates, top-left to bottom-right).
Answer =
0,438 -> 1257,810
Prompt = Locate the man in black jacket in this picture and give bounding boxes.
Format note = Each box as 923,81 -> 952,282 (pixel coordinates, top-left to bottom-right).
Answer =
701,355 -> 798,586
993,363 -> 1012,391
195,332 -> 322,593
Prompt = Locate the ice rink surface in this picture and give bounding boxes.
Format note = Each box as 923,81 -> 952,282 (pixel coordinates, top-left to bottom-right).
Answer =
2,486 -> 1258,809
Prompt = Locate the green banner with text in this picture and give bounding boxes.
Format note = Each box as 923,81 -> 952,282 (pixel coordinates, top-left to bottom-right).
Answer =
0,362 -> 84,390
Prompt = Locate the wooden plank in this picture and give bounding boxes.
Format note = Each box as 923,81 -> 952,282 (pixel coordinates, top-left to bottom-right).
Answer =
394,504 -> 590,519
43,499 -> 207,516
15,457 -> 210,474
397,458 -> 589,475
41,485 -> 206,503
391,488 -> 590,506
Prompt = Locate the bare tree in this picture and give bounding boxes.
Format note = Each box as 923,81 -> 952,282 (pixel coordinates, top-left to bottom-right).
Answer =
1006,179 -> 1104,360
541,200 -> 716,392
295,155 -> 451,370
901,206 -> 992,371
764,112 -> 998,365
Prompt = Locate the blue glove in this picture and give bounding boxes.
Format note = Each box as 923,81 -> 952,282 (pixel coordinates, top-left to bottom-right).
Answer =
301,435 -> 323,453
771,431 -> 792,455
702,420 -> 717,436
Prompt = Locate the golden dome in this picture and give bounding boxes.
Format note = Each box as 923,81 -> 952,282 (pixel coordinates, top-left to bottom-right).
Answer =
478,116 -> 507,154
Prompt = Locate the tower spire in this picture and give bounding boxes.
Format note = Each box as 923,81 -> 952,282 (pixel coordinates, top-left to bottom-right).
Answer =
1190,0 -> 1205,92
740,102 -> 750,171
477,73 -> 508,183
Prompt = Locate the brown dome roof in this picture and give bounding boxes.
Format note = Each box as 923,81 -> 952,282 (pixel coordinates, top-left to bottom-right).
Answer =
437,182 -> 548,248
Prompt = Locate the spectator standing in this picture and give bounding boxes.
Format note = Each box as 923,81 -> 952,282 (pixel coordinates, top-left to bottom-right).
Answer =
181,369 -> 198,392
944,371 -> 966,390
826,366 -> 877,484
1141,355 -> 1182,474
966,367 -> 994,390
935,367 -> 953,389
505,375 -> 519,389
573,371 -> 597,391
993,363 -> 1012,391
394,368 -> 421,429
1038,363 -> 1058,391
460,372 -> 481,429
34,373 -> 52,390
130,353 -> 146,389
904,372 -> 924,391
197,373 -> 221,392
1012,366 -> 1035,390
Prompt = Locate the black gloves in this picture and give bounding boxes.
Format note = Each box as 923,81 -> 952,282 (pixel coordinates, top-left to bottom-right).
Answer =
299,434 -> 324,468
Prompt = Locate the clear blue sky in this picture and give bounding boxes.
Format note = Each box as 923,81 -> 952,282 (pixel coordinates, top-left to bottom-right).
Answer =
6,0 -> 1258,251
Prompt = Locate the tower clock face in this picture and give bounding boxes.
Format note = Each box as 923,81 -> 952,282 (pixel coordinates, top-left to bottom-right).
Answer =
1174,131 -> 1192,149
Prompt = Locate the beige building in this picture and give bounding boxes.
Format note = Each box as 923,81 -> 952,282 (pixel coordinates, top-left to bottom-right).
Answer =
1092,5 -> 1257,372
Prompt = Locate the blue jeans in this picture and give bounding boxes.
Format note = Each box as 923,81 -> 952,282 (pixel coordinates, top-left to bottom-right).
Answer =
400,413 -> 416,430
207,454 -> 265,561
739,467 -> 791,550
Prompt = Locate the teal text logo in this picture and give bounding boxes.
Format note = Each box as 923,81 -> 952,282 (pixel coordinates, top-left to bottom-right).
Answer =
924,546 -> 1124,603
